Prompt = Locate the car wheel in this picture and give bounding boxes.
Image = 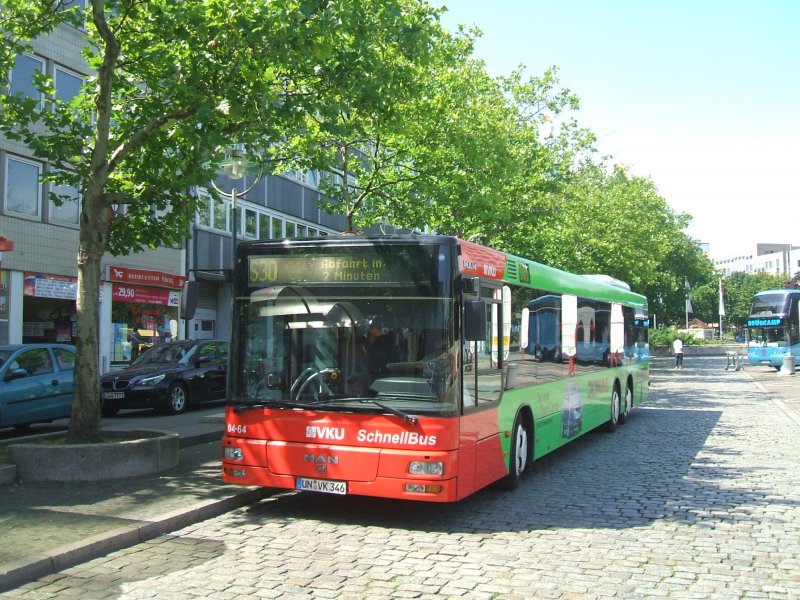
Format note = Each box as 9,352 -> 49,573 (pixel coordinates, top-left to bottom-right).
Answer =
165,382 -> 188,415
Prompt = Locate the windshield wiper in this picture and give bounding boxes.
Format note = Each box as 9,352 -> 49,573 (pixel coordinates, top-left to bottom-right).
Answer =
358,399 -> 419,426
232,397 -> 419,425
231,399 -> 303,413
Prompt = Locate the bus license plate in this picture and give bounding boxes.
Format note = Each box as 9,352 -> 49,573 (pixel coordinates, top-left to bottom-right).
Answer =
296,477 -> 347,495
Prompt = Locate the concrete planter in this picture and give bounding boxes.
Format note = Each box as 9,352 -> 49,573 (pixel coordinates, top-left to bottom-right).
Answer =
8,429 -> 179,483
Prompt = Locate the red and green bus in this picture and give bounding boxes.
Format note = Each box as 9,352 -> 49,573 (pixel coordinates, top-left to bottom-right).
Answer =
221,235 -> 649,502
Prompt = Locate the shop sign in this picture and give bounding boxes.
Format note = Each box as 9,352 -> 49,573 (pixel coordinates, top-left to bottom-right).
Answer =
108,266 -> 186,290
24,272 -> 78,299
112,283 -> 181,307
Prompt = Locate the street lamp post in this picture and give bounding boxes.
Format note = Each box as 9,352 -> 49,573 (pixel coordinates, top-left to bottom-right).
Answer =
208,148 -> 262,278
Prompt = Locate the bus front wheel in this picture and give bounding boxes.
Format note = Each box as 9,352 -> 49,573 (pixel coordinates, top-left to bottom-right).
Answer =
499,417 -> 530,490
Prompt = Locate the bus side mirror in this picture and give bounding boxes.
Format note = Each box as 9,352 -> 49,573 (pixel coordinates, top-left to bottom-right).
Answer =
464,300 -> 486,341
181,280 -> 198,321
460,276 -> 480,294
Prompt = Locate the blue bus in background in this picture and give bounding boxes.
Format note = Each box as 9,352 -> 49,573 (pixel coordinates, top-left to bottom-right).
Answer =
746,289 -> 800,368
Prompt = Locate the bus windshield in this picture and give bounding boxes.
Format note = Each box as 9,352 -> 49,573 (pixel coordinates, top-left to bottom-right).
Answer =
747,291 -> 800,348
750,293 -> 793,316
230,242 -> 457,416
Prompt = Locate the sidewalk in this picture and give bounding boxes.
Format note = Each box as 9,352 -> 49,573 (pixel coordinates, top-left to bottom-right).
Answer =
0,415 -> 274,592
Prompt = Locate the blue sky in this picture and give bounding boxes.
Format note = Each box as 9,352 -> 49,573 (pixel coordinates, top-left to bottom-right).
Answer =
437,1 -> 800,258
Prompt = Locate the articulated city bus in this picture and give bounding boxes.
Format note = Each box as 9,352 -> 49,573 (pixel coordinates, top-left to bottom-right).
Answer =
221,235 -> 649,502
746,289 -> 800,368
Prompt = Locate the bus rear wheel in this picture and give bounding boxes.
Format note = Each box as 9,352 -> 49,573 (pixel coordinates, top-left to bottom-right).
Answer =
499,417 -> 530,490
604,384 -> 621,432
618,382 -> 633,424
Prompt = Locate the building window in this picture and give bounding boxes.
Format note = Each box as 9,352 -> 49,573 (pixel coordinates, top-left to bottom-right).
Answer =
9,54 -> 44,107
259,214 -> 270,239
244,208 -> 257,239
195,188 -> 229,232
50,181 -> 80,225
54,66 -> 83,105
4,156 -> 42,218
197,192 -> 211,227
271,217 -> 282,239
213,195 -> 227,230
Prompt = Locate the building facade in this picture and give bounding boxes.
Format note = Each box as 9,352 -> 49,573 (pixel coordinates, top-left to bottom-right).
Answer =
712,243 -> 800,278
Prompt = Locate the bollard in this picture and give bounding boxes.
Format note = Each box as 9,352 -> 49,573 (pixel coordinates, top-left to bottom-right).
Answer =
779,354 -> 795,376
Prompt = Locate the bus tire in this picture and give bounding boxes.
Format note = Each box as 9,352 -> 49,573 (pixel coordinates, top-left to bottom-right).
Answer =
618,380 -> 633,424
499,416 -> 531,490
604,384 -> 621,432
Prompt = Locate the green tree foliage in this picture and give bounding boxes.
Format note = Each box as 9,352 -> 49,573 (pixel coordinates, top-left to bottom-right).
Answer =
1,0 -> 442,442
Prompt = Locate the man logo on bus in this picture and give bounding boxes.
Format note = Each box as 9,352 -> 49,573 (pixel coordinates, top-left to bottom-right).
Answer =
304,454 -> 340,474
306,426 -> 345,440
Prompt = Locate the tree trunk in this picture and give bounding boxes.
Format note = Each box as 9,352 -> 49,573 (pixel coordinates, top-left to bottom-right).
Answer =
66,188 -> 113,443
65,0 -> 119,443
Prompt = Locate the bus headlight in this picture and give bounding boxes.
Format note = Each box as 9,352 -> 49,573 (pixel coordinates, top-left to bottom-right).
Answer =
224,446 -> 244,461
408,461 -> 444,476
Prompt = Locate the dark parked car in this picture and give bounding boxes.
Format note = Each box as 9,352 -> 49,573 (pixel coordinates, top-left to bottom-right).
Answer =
0,343 -> 76,430
100,340 -> 228,415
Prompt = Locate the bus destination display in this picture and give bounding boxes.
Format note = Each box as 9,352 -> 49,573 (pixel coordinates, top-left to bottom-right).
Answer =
248,254 -> 420,286
747,317 -> 782,327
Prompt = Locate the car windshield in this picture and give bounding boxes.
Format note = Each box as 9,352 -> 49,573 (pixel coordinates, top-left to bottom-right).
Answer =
0,350 -> 11,366
132,343 -> 191,365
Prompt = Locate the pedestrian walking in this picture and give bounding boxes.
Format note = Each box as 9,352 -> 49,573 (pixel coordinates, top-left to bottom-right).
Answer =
672,337 -> 684,369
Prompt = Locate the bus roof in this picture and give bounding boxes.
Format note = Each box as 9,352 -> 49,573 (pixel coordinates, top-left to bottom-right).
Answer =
455,238 -> 647,310
754,289 -> 800,296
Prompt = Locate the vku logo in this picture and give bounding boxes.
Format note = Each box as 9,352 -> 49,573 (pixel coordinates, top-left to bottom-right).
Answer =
306,425 -> 345,441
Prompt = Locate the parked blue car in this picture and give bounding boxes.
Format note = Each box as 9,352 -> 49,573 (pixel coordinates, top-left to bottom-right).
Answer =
0,343 -> 76,431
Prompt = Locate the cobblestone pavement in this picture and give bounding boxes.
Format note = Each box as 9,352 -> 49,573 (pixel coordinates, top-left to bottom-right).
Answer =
2,356 -> 799,599
741,361 -> 800,423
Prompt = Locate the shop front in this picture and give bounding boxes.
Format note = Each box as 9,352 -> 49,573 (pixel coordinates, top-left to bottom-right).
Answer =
22,272 -> 79,344
107,266 -> 185,367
